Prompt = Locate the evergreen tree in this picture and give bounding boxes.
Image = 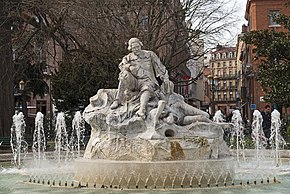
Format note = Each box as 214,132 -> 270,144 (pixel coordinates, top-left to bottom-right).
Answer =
243,14 -> 290,109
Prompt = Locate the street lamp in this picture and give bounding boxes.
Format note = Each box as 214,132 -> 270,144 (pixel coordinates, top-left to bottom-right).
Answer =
208,74 -> 218,117
19,80 -> 25,91
19,80 -> 28,121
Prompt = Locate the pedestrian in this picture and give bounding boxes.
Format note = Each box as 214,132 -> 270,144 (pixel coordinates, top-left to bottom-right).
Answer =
261,105 -> 271,147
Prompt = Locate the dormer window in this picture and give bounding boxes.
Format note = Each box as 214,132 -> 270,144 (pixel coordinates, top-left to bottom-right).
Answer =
222,53 -> 226,59
217,53 -> 221,59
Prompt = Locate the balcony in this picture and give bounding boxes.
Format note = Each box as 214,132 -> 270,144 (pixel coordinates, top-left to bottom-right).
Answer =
215,86 -> 237,91
217,74 -> 238,80
215,98 -> 236,102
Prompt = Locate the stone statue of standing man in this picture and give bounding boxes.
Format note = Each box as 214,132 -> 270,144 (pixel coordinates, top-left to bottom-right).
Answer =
110,37 -> 170,118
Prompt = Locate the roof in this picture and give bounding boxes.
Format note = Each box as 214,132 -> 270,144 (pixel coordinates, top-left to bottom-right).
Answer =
211,47 -> 236,54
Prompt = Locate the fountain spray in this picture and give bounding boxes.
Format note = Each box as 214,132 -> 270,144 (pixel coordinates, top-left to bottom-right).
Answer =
231,110 -> 245,165
32,112 -> 46,166
69,111 -> 85,158
10,112 -> 28,168
269,110 -> 286,167
213,110 -> 224,123
54,112 -> 69,164
251,110 -> 266,164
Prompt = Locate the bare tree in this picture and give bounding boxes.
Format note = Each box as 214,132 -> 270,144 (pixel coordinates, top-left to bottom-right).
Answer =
0,0 -> 14,137
5,0 -> 240,113
58,0 -> 239,81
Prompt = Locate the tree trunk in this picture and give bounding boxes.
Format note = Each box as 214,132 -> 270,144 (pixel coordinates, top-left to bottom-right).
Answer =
0,0 -> 14,137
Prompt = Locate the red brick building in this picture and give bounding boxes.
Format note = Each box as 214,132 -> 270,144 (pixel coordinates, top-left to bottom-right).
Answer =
240,0 -> 290,121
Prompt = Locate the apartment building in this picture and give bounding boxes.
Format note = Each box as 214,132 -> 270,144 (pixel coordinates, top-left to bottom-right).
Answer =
208,45 -> 240,116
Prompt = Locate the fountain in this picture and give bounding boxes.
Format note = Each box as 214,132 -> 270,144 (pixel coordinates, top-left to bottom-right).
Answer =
74,38 -> 234,188
1,38 -> 290,193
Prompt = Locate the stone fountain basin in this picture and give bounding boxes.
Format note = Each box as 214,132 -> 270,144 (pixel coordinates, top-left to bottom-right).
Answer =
74,158 -> 235,188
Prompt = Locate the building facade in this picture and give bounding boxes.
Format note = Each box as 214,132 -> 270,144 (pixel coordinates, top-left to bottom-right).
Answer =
239,0 -> 290,121
186,37 -> 205,108
208,46 -> 240,117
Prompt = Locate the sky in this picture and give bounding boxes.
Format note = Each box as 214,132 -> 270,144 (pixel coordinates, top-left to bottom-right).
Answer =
225,0 -> 248,45
236,0 -> 248,27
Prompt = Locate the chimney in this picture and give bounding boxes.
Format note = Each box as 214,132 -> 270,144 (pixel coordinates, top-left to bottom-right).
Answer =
216,44 -> 223,50
242,24 -> 247,33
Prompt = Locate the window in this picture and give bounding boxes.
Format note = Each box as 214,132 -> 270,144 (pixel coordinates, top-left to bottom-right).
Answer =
217,81 -> 221,89
229,52 -> 232,58
139,15 -> 149,28
211,54 -> 215,60
223,62 -> 226,67
269,10 -> 280,26
37,100 -> 47,116
229,92 -> 233,100
222,53 -> 226,59
217,53 -> 221,59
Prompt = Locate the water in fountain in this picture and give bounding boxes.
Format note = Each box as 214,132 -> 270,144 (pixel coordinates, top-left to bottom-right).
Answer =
3,37 -> 290,192
251,110 -> 267,163
54,112 -> 69,164
2,109 -> 289,192
69,111 -> 85,158
231,110 -> 245,164
213,110 -> 224,123
10,111 -> 28,168
270,109 -> 286,167
32,112 -> 46,166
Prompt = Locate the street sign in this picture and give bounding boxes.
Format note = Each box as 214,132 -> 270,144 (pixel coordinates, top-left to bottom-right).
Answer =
250,104 -> 256,110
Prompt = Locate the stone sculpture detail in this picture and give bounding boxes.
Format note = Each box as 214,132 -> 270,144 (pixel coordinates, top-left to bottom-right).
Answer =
83,38 -> 229,161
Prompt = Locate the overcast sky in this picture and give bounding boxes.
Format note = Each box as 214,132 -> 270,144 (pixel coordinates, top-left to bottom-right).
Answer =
222,0 -> 248,46
236,0 -> 247,26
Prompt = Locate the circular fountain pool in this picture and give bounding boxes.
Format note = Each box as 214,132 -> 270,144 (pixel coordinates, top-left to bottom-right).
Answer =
1,157 -> 290,194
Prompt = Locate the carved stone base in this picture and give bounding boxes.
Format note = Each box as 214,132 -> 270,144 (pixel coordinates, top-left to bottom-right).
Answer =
74,158 -> 234,188
84,135 -> 230,161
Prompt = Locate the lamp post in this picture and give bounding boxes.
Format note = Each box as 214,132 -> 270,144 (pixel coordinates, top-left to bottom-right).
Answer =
211,75 -> 215,117
19,80 -> 28,121
208,61 -> 219,117
49,74 -> 53,138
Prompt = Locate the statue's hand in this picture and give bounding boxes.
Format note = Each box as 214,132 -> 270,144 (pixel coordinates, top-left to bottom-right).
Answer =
161,79 -> 173,94
123,63 -> 131,71
160,75 -> 169,82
